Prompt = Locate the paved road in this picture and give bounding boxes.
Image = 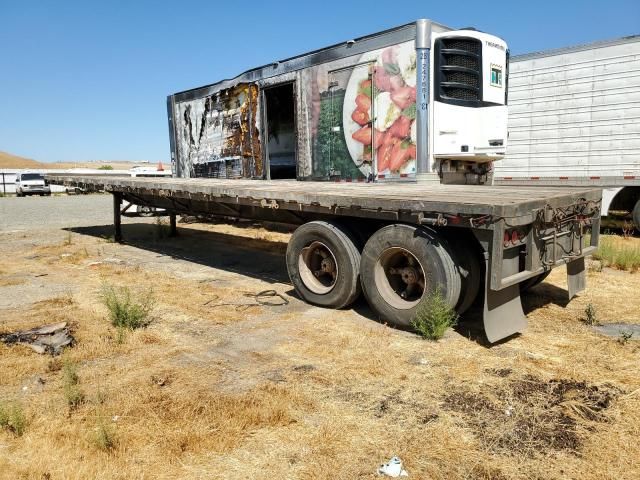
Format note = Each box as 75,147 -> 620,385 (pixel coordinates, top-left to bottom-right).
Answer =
0,194 -> 116,231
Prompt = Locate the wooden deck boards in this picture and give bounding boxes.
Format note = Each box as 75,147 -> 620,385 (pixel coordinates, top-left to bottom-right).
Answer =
47,175 -> 602,220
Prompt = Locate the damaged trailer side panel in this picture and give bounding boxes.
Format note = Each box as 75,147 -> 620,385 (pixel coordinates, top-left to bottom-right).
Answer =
172,84 -> 262,179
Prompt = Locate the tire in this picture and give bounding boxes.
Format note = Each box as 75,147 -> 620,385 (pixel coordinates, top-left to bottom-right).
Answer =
137,206 -> 155,217
286,221 -> 361,309
633,198 -> 640,232
443,231 -> 482,314
519,271 -> 551,293
360,224 -> 461,328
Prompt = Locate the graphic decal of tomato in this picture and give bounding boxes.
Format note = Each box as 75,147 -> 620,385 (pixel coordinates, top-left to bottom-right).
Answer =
346,43 -> 417,176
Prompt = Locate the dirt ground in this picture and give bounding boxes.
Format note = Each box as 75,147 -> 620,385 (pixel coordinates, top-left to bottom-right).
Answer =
1,209 -> 639,479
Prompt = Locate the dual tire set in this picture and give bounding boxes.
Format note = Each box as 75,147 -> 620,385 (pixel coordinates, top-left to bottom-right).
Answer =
285,221 -> 481,328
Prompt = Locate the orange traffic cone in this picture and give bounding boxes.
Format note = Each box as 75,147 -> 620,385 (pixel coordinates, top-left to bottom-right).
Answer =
157,160 -> 164,171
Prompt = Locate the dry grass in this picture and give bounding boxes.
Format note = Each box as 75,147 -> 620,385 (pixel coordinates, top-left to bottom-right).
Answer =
0,150 -> 41,168
1,223 -> 639,479
34,242 -> 91,265
592,234 -> 640,272
0,277 -> 26,287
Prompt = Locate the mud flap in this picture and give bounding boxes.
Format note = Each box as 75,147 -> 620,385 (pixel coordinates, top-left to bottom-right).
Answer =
567,257 -> 586,300
483,258 -> 527,343
484,284 -> 527,343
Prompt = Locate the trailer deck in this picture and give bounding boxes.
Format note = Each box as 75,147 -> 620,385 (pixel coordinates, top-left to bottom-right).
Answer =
48,175 -> 601,225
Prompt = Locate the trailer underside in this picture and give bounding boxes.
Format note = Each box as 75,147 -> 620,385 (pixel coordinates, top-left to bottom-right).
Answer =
48,175 -> 602,343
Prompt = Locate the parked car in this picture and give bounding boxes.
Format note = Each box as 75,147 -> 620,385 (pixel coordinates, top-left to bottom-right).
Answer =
15,172 -> 51,196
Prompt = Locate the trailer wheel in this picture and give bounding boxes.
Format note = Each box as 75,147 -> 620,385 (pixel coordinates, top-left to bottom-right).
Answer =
137,205 -> 155,217
286,221 -> 361,309
520,271 -> 551,293
443,232 -> 482,314
633,198 -> 640,232
360,224 -> 461,328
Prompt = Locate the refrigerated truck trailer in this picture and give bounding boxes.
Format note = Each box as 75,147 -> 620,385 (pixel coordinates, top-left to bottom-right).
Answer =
49,20 -> 602,343
495,35 -> 640,230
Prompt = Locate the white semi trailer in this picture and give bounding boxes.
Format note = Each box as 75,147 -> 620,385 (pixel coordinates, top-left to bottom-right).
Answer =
495,35 -> 640,230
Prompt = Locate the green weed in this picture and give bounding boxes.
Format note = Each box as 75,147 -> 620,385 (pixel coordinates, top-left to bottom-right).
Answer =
619,330 -> 634,345
412,288 -> 458,340
62,360 -> 84,409
92,419 -> 116,451
101,284 -> 154,330
583,303 -> 598,326
0,402 -> 26,436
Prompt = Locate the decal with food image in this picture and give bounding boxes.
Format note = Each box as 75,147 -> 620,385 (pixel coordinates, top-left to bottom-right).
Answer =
345,42 -> 418,177
307,40 -> 417,180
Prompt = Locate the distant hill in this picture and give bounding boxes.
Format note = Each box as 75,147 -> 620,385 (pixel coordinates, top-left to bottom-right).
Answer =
0,151 -> 42,168
0,151 -> 161,170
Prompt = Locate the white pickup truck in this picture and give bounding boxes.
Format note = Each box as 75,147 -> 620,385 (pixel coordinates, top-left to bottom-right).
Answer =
15,172 -> 51,197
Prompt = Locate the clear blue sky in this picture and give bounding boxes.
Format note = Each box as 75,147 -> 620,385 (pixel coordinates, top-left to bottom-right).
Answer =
1,0 -> 638,163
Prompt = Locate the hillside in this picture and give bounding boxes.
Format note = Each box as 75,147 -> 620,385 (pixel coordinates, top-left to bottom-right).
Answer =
0,151 -> 42,168
0,150 -> 158,170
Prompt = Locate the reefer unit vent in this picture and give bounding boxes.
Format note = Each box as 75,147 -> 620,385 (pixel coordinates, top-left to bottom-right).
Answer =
434,37 -> 482,104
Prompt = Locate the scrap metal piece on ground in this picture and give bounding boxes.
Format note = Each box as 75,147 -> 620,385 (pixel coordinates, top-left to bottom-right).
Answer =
0,322 -> 75,355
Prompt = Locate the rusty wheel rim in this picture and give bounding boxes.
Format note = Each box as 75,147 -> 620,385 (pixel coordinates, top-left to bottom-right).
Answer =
374,247 -> 426,309
298,241 -> 339,295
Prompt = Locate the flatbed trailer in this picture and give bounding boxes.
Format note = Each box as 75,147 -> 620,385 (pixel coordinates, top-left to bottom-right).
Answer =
48,174 -> 601,343
48,19 -> 604,343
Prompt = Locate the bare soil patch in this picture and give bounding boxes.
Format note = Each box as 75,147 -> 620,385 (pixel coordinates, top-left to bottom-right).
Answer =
444,375 -> 621,455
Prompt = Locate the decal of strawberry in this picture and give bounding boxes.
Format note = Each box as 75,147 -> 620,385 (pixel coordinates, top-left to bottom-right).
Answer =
352,126 -> 372,145
406,143 -> 417,160
377,143 -> 392,172
389,74 -> 405,92
355,93 -> 371,112
377,137 -> 399,172
382,130 -> 397,146
373,129 -> 386,149
351,108 -> 370,126
388,115 -> 412,139
389,141 -> 412,172
358,79 -> 372,97
390,86 -> 416,110
373,66 -> 392,92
